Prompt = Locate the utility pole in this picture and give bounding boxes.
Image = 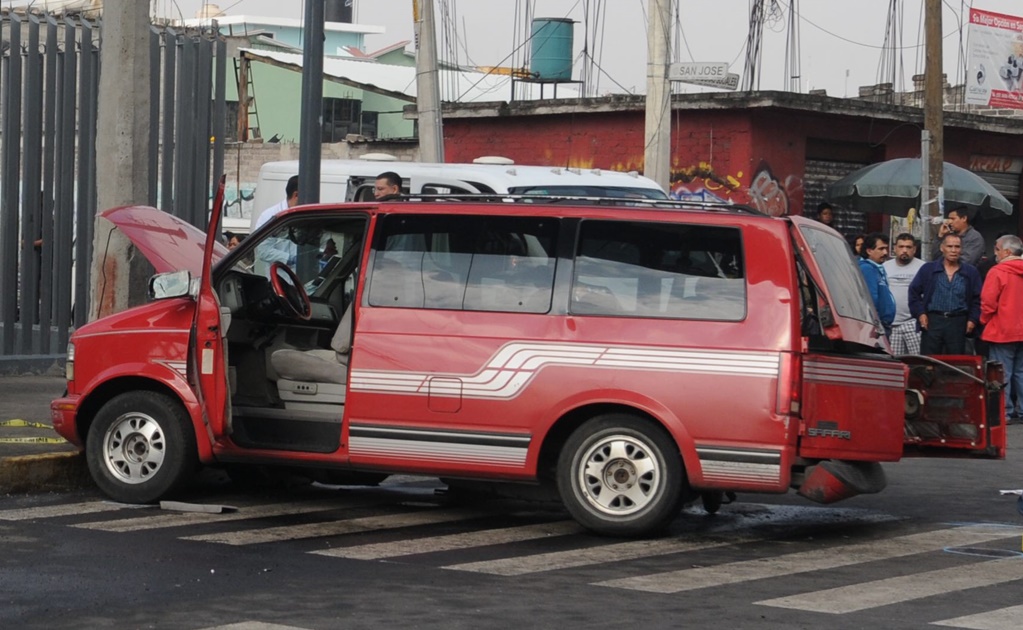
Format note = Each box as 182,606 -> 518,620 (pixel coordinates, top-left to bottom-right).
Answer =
922,0 -> 943,260
299,0 -> 325,204
415,0 -> 444,162
91,1 -> 152,320
644,0 -> 671,190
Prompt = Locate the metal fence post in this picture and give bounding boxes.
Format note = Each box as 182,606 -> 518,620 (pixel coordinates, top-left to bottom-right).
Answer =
20,14 -> 44,354
0,13 -> 23,354
40,16 -> 59,353
74,17 -> 96,329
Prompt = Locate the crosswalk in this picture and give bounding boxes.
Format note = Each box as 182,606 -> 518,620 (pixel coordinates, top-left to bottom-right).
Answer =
5,486 -> 1023,628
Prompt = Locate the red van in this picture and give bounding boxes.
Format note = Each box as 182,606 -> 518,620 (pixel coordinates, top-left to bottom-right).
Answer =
51,191 -> 1005,536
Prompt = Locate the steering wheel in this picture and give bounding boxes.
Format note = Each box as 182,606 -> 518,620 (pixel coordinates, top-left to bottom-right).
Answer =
269,262 -> 312,320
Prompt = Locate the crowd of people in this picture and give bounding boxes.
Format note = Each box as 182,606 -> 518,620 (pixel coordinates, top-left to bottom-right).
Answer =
817,202 -> 1023,425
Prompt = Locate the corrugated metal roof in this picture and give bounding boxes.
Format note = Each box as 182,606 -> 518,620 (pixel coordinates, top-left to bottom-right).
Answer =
241,48 -> 578,103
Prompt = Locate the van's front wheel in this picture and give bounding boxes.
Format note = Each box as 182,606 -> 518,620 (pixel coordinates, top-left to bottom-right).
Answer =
86,391 -> 197,503
557,414 -> 684,537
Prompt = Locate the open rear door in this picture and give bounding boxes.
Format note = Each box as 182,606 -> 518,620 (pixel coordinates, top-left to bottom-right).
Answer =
189,176 -> 231,440
902,355 -> 1006,459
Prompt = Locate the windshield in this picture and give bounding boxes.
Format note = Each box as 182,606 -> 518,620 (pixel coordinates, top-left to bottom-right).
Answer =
508,185 -> 667,200
796,223 -> 877,326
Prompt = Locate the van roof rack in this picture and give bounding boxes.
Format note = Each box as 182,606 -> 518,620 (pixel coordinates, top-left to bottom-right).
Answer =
374,193 -> 766,215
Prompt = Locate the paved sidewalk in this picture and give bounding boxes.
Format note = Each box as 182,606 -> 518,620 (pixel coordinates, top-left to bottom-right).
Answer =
0,375 -> 91,494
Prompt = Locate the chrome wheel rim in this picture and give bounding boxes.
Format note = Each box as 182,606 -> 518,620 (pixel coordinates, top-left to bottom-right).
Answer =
101,412 -> 166,485
577,434 -> 660,516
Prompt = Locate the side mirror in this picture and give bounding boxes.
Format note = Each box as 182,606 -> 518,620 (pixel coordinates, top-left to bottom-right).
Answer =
149,270 -> 196,300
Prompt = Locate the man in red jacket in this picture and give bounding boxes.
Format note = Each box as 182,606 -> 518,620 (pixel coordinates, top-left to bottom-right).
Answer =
981,234 -> 1023,424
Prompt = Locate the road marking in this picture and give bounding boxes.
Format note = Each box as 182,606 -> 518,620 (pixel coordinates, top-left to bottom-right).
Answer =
313,520 -> 582,560
757,557 -> 1023,614
445,535 -> 757,576
931,604 -> 1023,629
443,504 -> 897,576
182,507 -> 487,545
72,499 -> 378,533
595,525 -> 1023,593
203,622 -> 311,630
0,501 -> 145,521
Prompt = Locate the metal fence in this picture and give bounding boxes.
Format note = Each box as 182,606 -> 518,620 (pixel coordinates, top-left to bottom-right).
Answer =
0,11 -> 225,365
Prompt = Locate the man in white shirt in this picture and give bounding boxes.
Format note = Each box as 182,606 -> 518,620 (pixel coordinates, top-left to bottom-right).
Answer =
254,175 -> 299,230
883,232 -> 926,354
254,175 -> 299,276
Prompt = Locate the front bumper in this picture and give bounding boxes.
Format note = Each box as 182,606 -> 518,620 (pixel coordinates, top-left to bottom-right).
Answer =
50,396 -> 83,447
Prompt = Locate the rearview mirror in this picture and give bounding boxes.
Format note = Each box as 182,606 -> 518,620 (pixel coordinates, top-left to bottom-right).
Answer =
149,270 -> 196,300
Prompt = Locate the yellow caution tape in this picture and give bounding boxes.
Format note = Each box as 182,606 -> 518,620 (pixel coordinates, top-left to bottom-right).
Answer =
0,419 -> 53,429
0,436 -> 67,444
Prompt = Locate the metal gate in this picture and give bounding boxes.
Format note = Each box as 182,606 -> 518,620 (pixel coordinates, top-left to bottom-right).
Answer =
0,11 -> 225,368
804,158 -> 870,237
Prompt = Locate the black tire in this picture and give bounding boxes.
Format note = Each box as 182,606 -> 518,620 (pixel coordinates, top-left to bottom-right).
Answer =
557,414 -> 684,537
701,491 -> 724,514
86,391 -> 198,504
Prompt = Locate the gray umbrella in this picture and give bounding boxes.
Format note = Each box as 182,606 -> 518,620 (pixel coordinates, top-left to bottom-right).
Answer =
826,158 -> 1013,218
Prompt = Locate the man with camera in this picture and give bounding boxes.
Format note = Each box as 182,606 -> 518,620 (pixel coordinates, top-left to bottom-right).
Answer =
936,207 -> 985,266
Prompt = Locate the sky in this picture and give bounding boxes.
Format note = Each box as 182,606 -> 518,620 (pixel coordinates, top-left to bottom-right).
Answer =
163,0 -> 1023,98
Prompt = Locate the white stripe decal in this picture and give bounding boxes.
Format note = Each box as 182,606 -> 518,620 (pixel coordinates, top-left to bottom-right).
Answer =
757,557 -> 1023,614
804,360 -> 905,390
348,437 -> 527,466
699,461 -> 781,484
351,342 -> 780,400
313,520 -> 582,560
596,525 -> 1023,593
155,360 -> 189,379
932,604 -> 1023,629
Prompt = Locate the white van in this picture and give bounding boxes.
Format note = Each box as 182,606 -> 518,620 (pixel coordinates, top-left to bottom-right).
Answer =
249,156 -> 667,233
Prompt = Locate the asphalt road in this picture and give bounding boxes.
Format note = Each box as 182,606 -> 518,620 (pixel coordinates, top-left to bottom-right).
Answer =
3,436 -> 1023,630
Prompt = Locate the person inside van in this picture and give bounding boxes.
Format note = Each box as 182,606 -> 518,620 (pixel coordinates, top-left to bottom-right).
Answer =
254,175 -> 299,230
224,231 -> 243,250
374,172 -> 402,200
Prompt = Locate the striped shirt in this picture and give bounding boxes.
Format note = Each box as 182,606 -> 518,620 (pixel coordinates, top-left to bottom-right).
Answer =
928,268 -> 968,313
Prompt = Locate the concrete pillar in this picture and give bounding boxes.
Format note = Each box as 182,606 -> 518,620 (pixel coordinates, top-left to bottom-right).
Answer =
91,2 -> 153,320
643,0 -> 671,191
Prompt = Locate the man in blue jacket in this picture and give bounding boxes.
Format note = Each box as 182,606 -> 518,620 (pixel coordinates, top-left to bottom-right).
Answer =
908,233 -> 983,355
858,233 -> 896,337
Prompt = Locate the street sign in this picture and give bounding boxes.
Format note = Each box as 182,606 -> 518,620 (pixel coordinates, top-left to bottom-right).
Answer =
668,62 -> 729,83
682,73 -> 741,91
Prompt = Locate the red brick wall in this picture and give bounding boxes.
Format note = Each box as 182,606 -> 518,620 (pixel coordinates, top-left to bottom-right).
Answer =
443,106 -> 1023,221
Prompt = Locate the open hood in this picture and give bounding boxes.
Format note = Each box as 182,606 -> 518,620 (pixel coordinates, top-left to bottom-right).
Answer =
100,205 -> 227,275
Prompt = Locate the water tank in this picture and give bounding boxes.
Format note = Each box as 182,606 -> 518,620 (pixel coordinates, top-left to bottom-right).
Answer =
530,18 -> 574,81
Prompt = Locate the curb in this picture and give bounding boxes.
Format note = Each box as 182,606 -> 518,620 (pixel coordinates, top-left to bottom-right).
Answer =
0,451 -> 92,494
0,355 -> 66,377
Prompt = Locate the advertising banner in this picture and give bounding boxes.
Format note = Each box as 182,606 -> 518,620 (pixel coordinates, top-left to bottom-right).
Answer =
966,8 -> 1023,110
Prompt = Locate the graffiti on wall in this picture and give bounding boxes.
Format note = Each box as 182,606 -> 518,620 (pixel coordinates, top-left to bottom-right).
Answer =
668,160 -> 803,216
668,162 -> 742,204
747,161 -> 803,217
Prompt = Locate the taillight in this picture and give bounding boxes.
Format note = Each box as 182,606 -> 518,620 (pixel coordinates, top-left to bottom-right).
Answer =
776,352 -> 802,416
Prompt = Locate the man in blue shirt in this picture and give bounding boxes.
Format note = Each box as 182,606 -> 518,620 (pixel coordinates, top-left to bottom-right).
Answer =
908,233 -> 983,355
858,233 -> 896,337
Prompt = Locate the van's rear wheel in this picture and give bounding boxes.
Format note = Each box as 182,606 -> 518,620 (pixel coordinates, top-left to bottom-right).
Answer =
557,414 -> 684,537
86,391 -> 197,503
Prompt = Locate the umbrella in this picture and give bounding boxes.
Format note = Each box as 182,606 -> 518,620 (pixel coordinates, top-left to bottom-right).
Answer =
826,158 -> 1013,218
